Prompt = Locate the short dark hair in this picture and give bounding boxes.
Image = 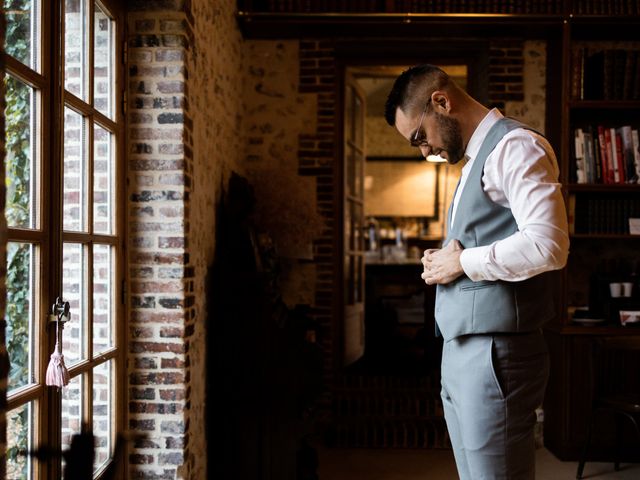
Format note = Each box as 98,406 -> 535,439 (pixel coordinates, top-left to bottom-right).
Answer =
384,64 -> 449,126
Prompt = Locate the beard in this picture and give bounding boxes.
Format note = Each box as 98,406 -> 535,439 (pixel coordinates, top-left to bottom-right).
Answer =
434,112 -> 465,164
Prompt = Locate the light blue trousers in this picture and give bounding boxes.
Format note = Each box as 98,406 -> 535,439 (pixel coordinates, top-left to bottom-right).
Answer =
441,331 -> 549,480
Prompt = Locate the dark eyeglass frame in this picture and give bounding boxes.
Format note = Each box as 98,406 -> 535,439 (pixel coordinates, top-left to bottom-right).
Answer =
410,102 -> 430,148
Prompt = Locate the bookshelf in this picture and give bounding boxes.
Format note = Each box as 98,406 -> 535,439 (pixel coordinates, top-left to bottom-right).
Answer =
546,6 -> 640,461
562,19 -> 640,331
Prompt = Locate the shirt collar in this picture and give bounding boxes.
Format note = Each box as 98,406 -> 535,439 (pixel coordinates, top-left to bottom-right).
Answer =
464,108 -> 503,162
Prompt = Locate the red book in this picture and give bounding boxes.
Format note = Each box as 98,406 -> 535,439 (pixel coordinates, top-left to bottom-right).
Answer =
615,130 -> 626,183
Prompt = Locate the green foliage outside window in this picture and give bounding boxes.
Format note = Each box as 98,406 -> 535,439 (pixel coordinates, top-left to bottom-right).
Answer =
5,0 -> 34,476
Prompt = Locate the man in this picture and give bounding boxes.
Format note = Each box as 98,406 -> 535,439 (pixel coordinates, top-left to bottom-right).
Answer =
384,64 -> 569,479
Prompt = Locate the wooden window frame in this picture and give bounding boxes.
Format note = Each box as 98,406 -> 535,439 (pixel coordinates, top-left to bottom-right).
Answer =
4,0 -> 126,478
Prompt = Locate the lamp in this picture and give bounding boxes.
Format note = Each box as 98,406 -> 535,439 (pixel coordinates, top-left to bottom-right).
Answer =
426,154 -> 447,163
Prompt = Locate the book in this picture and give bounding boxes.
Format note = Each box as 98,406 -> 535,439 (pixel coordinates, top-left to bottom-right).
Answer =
631,128 -> 640,184
634,50 -> 640,100
593,134 -> 602,183
585,50 -> 605,100
604,127 -> 616,183
614,130 -> 626,183
570,48 -> 585,100
620,125 -> 638,183
584,129 -> 595,183
607,128 -> 620,183
574,128 -> 587,184
613,49 -> 627,100
597,125 -> 609,184
623,50 -> 637,100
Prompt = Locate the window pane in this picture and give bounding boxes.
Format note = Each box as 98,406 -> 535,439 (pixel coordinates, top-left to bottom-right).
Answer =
4,0 -> 37,69
61,374 -> 83,478
64,0 -> 87,99
6,242 -> 35,391
354,151 -> 363,198
354,94 -> 363,146
93,244 -> 113,353
64,107 -> 87,232
94,125 -> 113,234
345,148 -> 355,197
63,243 -> 87,364
93,360 -> 113,472
94,4 -> 113,117
7,402 -> 34,479
5,74 -> 36,229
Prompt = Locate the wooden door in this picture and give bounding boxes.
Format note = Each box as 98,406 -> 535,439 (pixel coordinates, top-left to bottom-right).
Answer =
343,73 -> 366,366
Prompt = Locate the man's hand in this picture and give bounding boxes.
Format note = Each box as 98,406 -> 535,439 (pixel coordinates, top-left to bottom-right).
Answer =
421,239 -> 464,285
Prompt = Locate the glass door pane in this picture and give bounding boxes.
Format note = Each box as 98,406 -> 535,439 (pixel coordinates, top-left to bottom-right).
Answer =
93,124 -> 113,234
93,244 -> 113,353
93,359 -> 113,472
7,402 -> 35,479
61,374 -> 84,478
64,0 -> 88,99
62,243 -> 87,364
5,74 -> 37,229
93,3 -> 114,118
63,107 -> 88,232
6,242 -> 36,391
4,0 -> 39,70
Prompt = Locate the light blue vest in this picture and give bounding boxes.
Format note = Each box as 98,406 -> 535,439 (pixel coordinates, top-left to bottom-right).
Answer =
435,118 -> 557,341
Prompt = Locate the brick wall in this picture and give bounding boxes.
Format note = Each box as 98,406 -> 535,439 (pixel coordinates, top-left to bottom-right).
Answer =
184,0 -> 245,477
297,39 -> 338,392
127,0 -> 247,477
488,39 -> 525,110
127,1 -> 190,478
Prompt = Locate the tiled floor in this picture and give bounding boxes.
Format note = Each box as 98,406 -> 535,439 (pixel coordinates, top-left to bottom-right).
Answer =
316,446 -> 640,479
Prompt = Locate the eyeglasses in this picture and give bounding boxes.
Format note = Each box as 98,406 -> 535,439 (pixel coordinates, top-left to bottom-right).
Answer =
410,103 -> 429,148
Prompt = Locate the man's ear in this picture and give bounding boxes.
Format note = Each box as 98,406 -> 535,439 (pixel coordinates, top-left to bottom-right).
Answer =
431,91 -> 450,113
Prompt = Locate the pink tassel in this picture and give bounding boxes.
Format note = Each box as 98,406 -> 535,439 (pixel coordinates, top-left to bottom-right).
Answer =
46,320 -> 70,387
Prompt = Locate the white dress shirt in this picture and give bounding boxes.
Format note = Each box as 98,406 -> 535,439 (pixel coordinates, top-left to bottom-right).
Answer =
451,109 -> 569,282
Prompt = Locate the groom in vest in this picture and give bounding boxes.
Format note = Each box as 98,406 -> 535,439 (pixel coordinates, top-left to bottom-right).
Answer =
385,65 -> 569,479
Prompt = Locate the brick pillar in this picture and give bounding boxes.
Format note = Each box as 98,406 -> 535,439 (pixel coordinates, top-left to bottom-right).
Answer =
127,1 -> 191,477
298,39 -> 338,393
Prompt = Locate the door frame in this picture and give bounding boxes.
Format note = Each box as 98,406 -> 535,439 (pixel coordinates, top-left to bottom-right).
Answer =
333,39 -> 490,374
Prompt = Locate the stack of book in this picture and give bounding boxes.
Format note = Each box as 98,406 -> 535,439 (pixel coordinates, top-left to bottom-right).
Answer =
573,125 -> 640,184
573,0 -> 640,14
569,195 -> 640,235
571,48 -> 640,101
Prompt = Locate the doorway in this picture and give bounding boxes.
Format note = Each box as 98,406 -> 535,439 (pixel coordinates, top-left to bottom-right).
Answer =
341,65 -> 466,375
332,64 -> 470,449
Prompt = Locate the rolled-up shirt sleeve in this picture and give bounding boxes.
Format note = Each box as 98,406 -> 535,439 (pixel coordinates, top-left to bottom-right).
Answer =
459,131 -> 570,282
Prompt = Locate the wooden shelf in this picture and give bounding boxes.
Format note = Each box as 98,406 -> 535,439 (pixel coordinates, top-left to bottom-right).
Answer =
236,12 -> 564,38
546,323 -> 640,336
568,100 -> 640,109
570,233 -> 640,239
566,183 -> 640,192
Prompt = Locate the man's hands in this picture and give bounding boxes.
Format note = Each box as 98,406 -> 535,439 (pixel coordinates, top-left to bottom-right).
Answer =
421,239 -> 465,285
